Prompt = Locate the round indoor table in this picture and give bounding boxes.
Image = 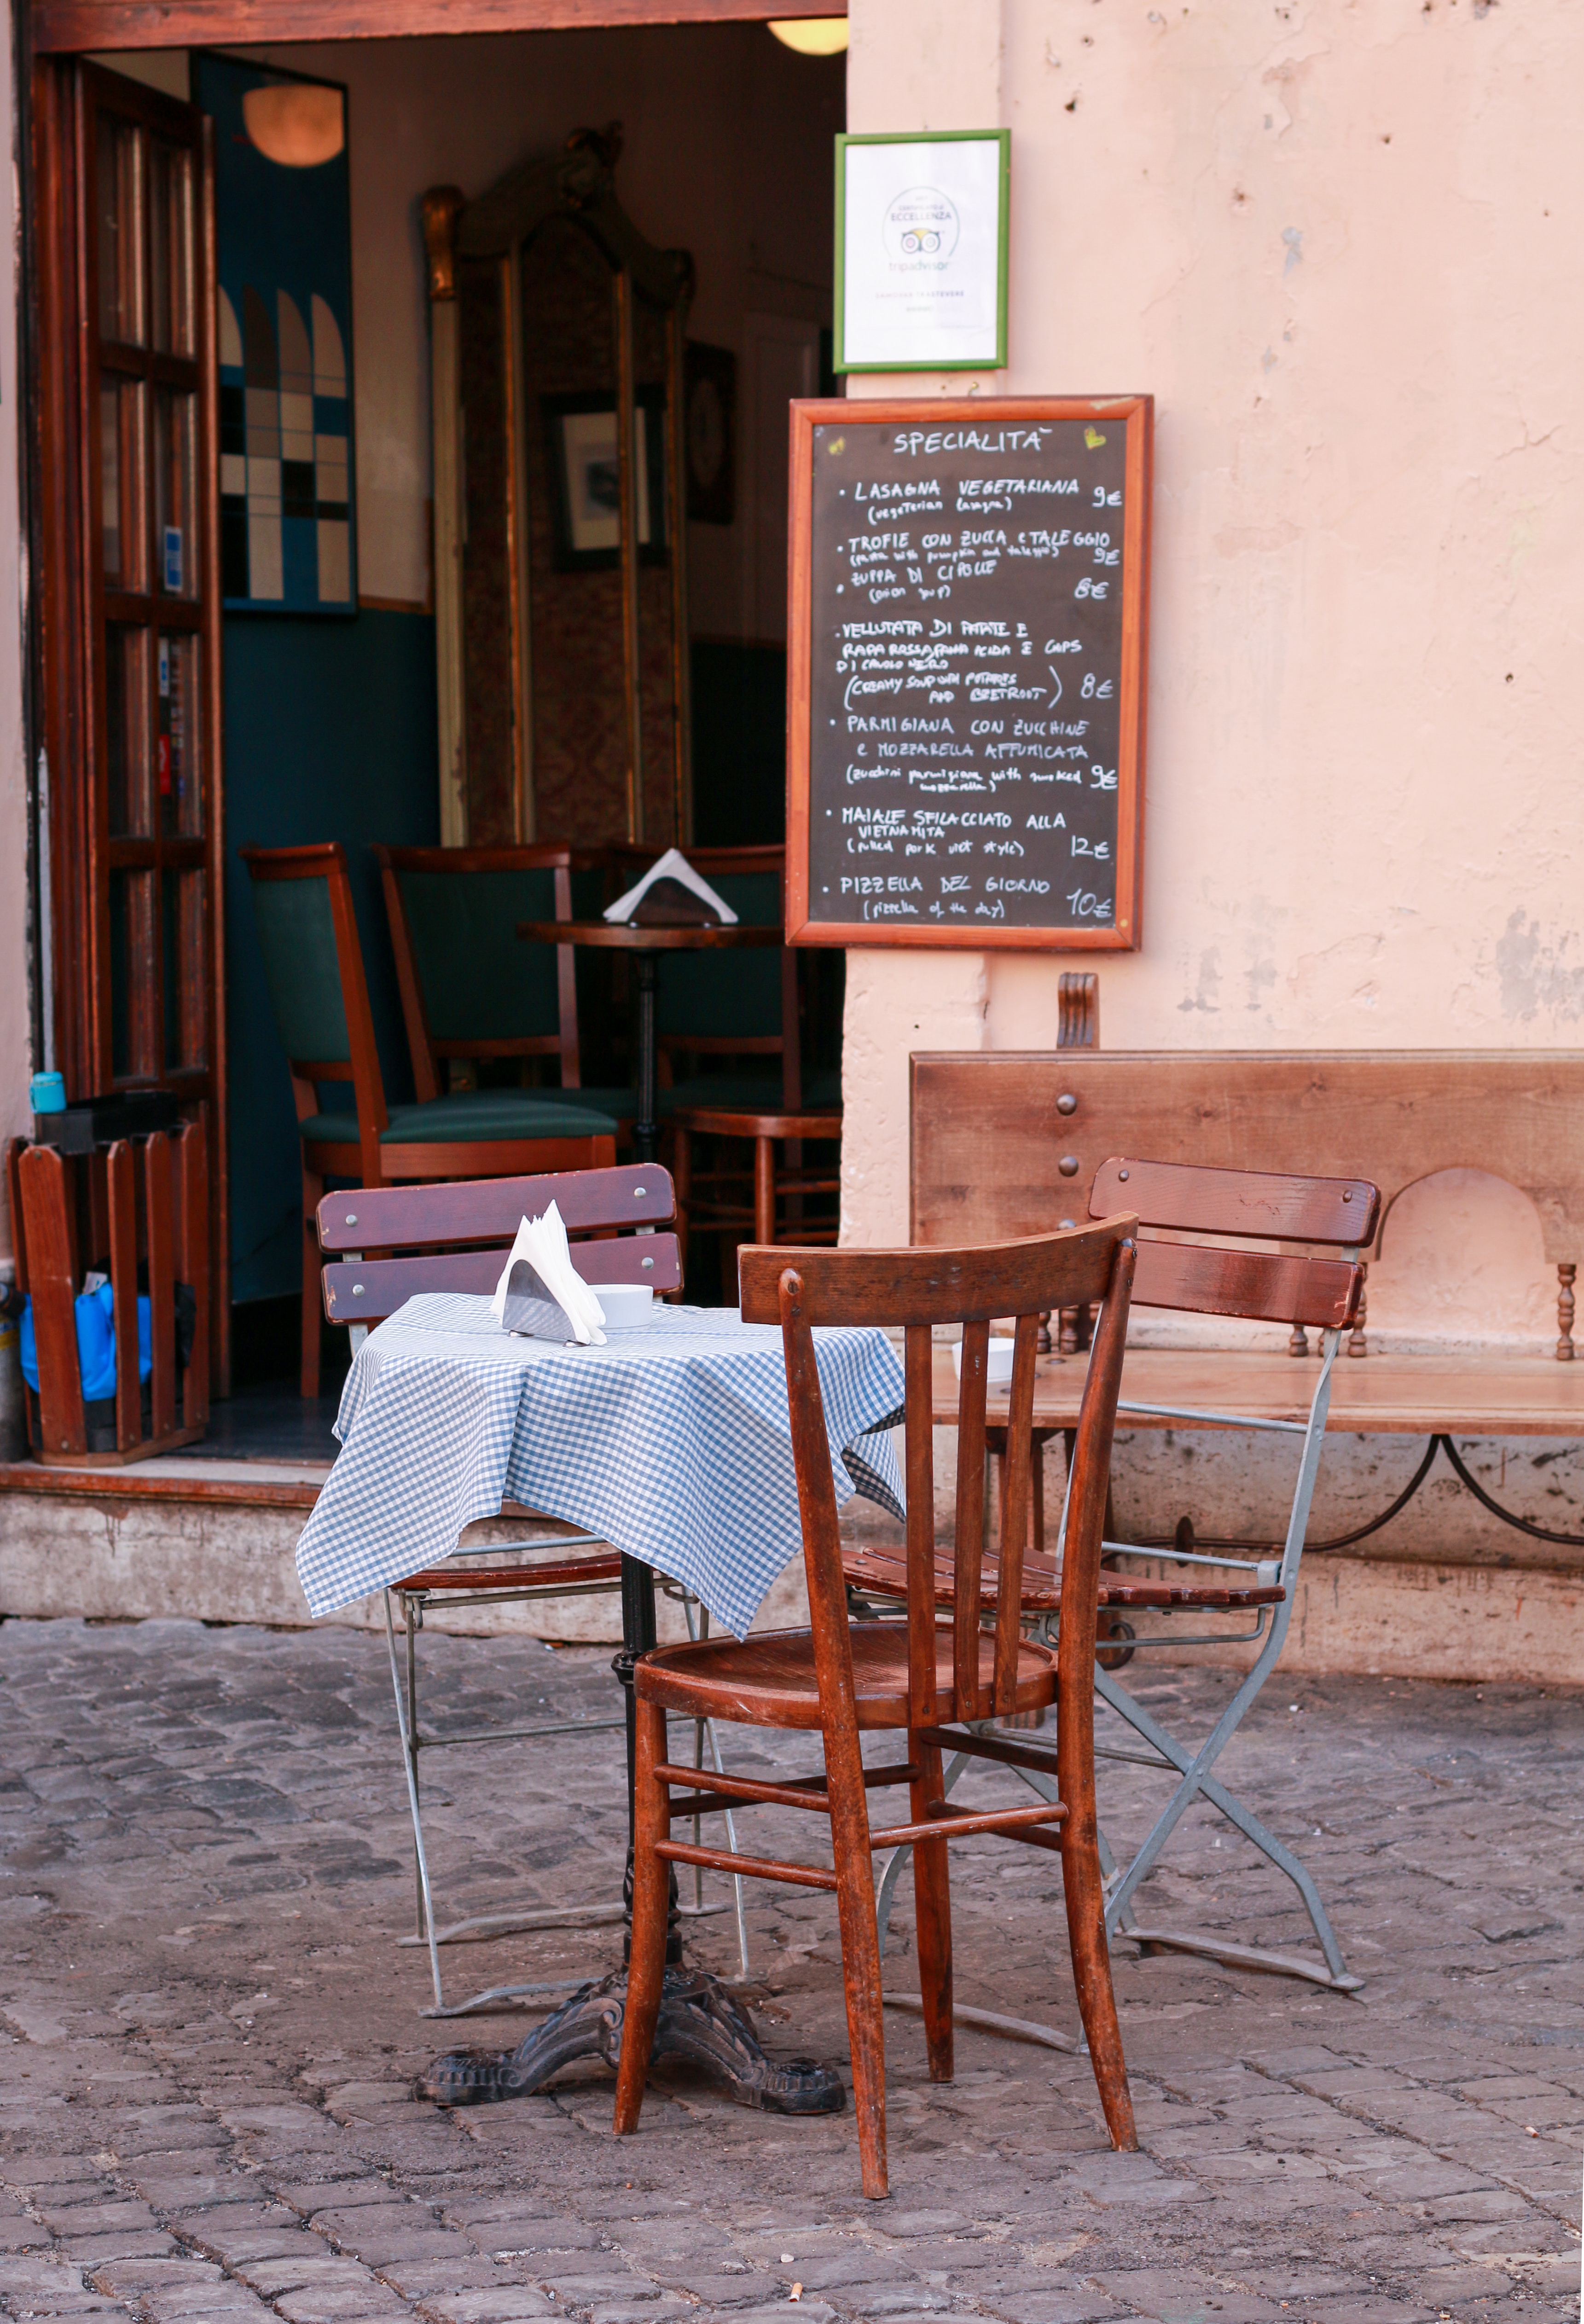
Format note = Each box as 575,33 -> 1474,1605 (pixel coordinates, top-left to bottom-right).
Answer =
517,918 -> 783,1165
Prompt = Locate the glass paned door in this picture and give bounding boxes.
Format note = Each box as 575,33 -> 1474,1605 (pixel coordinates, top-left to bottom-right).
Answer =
33,58 -> 227,1373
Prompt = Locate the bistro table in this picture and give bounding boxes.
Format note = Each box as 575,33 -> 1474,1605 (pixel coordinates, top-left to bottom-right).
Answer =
296,1290 -> 905,2111
517,918 -> 783,1164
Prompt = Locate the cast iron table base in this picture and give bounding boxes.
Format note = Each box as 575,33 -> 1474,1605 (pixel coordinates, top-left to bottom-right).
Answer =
420,1555 -> 846,2117
420,1962 -> 845,2113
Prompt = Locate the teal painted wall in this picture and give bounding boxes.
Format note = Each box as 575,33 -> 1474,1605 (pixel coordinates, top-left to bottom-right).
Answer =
224,608 -> 439,1304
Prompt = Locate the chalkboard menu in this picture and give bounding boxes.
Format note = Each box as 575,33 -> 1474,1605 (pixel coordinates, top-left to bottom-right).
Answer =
786,397 -> 1151,950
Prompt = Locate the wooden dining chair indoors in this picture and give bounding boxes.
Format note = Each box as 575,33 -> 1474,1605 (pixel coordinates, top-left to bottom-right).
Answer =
613,1217 -> 1140,2201
241,843 -> 619,1395
853,1158 -> 1379,1998
375,843 -> 611,1106
317,1164 -> 748,2015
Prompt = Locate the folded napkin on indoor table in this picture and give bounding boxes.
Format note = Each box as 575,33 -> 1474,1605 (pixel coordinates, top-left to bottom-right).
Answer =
604,847 -> 738,927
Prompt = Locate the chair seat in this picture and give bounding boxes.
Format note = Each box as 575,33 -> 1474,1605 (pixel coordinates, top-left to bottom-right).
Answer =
841,1542 -> 1286,1614
396,1547 -> 624,1593
298,1090 -> 620,1146
635,1618 -> 1056,1730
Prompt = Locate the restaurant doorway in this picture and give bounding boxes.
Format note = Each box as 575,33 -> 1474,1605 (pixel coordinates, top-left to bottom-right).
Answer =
24,12 -> 845,1411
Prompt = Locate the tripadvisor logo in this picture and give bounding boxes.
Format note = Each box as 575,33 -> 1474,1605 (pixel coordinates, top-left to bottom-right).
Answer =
882,185 -> 959,263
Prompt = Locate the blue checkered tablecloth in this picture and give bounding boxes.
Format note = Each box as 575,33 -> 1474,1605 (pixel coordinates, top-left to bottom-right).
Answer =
296,1295 -> 906,1636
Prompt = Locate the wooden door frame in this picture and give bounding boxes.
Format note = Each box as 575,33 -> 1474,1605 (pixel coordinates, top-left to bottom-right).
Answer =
28,54 -> 230,1382
30,0 -> 843,52
18,0 -> 840,1399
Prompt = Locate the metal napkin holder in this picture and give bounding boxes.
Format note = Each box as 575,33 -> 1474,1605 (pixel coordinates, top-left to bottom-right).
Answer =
500,1258 -> 580,1343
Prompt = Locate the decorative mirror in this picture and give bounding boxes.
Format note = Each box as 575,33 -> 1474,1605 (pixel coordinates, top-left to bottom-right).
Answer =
423,127 -> 693,848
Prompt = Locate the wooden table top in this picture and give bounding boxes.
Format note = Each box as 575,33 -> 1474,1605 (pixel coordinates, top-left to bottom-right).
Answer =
517,919 -> 783,951
932,1345 -> 1584,1436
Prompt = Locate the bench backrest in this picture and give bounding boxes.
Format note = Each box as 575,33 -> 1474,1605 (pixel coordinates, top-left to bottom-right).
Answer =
912,1052 -> 1584,1266
315,1164 -> 680,1327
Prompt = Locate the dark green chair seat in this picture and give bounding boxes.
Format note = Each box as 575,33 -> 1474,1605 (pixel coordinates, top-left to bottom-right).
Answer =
300,1091 -> 619,1146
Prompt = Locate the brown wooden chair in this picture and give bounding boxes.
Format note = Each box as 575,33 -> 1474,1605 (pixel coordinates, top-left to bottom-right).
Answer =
316,1163 -> 748,2015
851,1158 -> 1377,1996
613,1217 -> 1140,2201
241,842 -> 620,1397
375,842 -> 627,1110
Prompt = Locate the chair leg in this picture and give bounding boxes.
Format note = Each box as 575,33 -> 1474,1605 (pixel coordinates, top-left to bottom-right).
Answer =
754,1134 -> 776,1246
300,1161 -> 324,1398
909,1732 -> 953,2082
613,1697 -> 671,2136
825,1728 -> 889,2200
1061,1783 -> 1137,2151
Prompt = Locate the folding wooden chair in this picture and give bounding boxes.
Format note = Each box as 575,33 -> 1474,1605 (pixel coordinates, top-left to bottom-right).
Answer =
614,1217 -> 1140,2202
316,1164 -> 748,2015
859,1159 -> 1378,1999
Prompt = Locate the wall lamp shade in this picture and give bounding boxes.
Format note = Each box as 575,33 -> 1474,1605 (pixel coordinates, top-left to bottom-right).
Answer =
243,83 -> 345,168
768,17 -> 849,54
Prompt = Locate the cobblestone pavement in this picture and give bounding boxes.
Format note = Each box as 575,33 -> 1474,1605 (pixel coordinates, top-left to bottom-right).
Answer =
0,1617 -> 1579,2324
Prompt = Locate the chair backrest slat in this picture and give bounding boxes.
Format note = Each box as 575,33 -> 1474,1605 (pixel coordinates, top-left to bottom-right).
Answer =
1132,1239 -> 1362,1331
904,1324 -> 937,1731
322,1231 -> 682,1324
1090,1156 -> 1379,1246
741,1218 -> 1137,1732
951,1317 -> 990,1721
317,1164 -> 673,1252
316,1165 -> 679,1329
991,1310 -> 1040,1717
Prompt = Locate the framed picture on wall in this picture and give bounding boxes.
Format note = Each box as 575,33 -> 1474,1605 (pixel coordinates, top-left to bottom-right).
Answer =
835,128 -> 1010,373
193,52 -> 358,613
544,389 -> 667,570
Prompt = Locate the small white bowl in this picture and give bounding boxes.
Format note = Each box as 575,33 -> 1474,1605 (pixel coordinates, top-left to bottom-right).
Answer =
953,1336 -> 1016,1385
593,1281 -> 655,1332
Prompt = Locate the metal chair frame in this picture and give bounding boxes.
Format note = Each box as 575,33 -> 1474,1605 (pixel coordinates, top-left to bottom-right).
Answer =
873,1317 -> 1356,2001
873,1159 -> 1377,2000
316,1164 -> 751,2018
382,1560 -> 751,2019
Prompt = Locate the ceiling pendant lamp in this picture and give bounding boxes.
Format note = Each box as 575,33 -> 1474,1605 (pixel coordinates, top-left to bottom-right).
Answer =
768,17 -> 850,55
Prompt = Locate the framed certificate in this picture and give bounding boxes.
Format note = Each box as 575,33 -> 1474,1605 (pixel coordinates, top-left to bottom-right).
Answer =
835,130 -> 1010,374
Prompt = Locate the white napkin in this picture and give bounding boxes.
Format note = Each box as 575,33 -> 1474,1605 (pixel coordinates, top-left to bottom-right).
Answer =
490,1201 -> 608,1344
603,846 -> 739,926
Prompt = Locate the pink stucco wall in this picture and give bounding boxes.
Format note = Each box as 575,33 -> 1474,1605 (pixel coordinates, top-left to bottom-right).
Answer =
842,0 -> 1581,1347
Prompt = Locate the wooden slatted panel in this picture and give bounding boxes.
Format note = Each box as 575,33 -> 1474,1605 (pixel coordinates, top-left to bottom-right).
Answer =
991,1311 -> 1039,1718
106,1140 -> 139,1451
317,1162 -> 675,1252
18,1145 -> 86,1457
1132,1239 -> 1362,1331
145,1130 -> 176,1439
321,1230 -> 683,1323
1090,1156 -> 1379,1245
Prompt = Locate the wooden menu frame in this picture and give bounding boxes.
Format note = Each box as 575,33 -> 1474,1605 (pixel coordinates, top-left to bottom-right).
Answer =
785,395 -> 1151,952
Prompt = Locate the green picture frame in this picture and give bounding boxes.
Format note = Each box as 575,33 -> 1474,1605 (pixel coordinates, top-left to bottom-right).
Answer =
834,128 -> 1010,374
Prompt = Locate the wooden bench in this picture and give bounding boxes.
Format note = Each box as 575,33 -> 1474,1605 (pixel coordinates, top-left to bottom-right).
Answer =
910,1051 -> 1584,1553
